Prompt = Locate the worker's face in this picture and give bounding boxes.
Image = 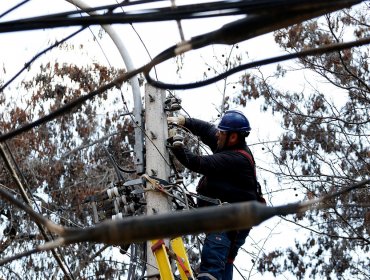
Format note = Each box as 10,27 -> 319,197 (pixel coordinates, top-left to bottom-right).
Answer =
216,130 -> 228,150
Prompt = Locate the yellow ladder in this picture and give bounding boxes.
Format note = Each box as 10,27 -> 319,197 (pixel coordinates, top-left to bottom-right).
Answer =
150,237 -> 194,280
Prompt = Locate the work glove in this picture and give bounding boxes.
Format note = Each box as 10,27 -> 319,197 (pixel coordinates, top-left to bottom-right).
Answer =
167,115 -> 185,126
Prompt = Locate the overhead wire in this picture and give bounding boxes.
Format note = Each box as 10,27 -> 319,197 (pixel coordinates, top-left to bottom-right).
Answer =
1,1 -> 369,276
0,26 -> 86,93
0,0 -> 315,33
0,145 -> 75,280
144,32 -> 370,89
1,142 -> 77,278
0,0 -> 367,142
2,0 -> 363,33
0,7 -> 112,277
62,4 -> 149,277
0,0 -> 31,19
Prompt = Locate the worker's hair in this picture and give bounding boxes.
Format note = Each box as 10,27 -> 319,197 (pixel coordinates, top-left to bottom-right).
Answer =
235,132 -> 248,145
238,131 -> 250,138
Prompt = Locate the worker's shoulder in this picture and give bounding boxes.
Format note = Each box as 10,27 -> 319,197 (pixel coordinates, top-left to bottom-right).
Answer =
218,149 -> 250,158
224,149 -> 255,164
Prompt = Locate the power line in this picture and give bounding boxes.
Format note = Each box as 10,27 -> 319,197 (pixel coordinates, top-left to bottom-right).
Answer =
0,35 -> 368,148
1,0 -> 334,33
0,27 -> 86,93
0,0 -> 30,19
144,36 -> 370,90
0,1 -> 367,143
0,144 -> 75,280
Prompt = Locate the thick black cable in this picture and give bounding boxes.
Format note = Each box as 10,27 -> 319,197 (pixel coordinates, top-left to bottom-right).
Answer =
56,0 -> 166,19
0,0 -> 258,32
1,0 -> 359,33
37,0 -> 167,23
144,36 -> 370,90
0,27 -> 86,93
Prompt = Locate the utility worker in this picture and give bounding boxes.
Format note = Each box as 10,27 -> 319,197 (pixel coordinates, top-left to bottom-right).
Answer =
168,110 -> 259,280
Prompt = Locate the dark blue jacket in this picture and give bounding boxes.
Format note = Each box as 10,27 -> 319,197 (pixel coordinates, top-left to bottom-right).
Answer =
170,118 -> 258,206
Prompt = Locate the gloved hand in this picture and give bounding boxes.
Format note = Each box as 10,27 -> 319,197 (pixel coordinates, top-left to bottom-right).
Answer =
167,115 -> 185,126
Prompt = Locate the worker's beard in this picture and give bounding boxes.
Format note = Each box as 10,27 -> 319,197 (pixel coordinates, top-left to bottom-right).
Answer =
215,133 -> 230,152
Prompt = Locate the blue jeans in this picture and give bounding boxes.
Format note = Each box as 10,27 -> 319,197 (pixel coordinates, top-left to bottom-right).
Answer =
197,230 -> 250,280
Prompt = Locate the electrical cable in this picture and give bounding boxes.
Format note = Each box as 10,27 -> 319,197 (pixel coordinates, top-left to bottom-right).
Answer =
1,144 -> 79,276
0,63 -> 143,142
0,0 -> 267,32
0,26 -> 86,93
0,147 -> 75,280
144,36 -> 370,90
1,1 -> 367,144
0,1 -> 368,276
101,144 -> 136,175
1,35 -> 368,153
1,0 -> 361,33
0,0 -> 30,19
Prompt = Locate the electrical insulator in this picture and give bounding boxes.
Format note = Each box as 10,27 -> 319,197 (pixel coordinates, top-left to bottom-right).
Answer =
120,195 -> 127,205
173,134 -> 184,148
112,213 -> 123,220
106,186 -> 120,199
165,97 -> 182,111
168,128 -> 184,147
168,128 -> 177,138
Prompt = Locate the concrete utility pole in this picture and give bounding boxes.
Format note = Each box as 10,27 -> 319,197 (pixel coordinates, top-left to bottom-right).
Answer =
144,84 -> 172,279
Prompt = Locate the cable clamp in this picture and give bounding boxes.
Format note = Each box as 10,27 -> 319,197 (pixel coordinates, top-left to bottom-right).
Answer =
142,174 -> 165,193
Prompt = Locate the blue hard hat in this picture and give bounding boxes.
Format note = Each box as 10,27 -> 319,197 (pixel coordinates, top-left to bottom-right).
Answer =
217,110 -> 251,132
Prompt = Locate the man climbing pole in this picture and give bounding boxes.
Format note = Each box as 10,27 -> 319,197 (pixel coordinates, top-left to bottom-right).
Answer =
168,110 -> 261,280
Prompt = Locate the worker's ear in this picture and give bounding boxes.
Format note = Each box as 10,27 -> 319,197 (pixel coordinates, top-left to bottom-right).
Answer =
228,132 -> 239,146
